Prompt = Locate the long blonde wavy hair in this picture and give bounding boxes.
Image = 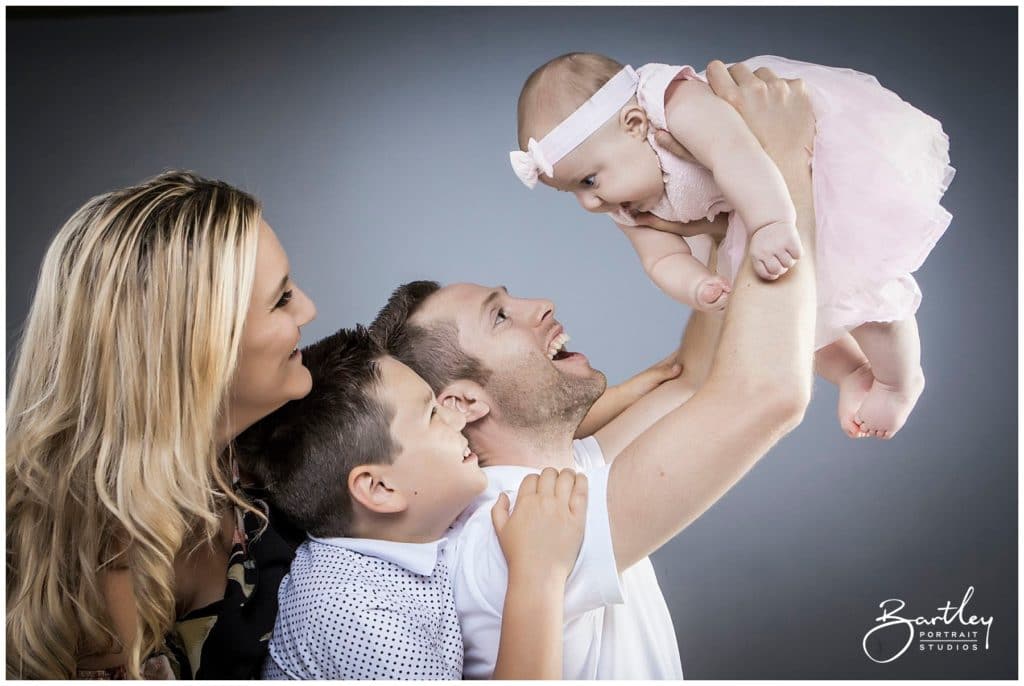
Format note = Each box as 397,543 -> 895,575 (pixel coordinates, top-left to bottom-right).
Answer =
6,170 -> 262,679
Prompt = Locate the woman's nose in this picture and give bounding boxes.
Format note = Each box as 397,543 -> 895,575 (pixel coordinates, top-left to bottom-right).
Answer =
294,286 -> 317,325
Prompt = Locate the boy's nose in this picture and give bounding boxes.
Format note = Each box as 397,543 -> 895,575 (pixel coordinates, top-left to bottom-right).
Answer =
442,404 -> 467,431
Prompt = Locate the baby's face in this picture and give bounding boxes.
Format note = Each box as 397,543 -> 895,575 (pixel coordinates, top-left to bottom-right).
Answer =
544,114 -> 665,216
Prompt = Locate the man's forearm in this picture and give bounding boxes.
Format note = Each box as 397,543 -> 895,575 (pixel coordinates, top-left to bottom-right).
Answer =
706,155 -> 816,398
606,152 -> 817,571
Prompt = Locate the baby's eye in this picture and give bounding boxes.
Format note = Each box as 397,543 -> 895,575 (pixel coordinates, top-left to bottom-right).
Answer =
581,175 -> 596,188
494,308 -> 508,325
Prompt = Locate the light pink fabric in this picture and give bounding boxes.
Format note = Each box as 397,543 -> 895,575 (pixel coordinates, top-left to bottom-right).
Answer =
613,56 -> 955,349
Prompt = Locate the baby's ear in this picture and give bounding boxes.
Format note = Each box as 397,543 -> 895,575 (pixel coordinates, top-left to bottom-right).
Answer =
438,380 -> 490,424
348,464 -> 408,516
620,103 -> 649,140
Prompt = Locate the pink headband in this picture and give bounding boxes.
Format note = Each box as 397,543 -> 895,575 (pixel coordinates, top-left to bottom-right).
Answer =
510,65 -> 639,189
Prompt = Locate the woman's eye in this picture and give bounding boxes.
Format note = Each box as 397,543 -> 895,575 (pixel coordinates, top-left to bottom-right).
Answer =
431,406 -> 438,419
581,175 -> 596,187
494,308 -> 508,325
275,289 -> 294,309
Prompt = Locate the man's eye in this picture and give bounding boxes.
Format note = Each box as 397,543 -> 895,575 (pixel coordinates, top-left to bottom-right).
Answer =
494,308 -> 508,325
275,289 -> 294,309
581,175 -> 596,187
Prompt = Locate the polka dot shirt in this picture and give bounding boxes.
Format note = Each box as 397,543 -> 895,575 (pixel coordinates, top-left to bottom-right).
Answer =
262,536 -> 463,680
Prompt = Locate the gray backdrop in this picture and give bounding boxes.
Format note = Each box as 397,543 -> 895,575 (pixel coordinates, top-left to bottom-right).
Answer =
7,6 -> 1016,679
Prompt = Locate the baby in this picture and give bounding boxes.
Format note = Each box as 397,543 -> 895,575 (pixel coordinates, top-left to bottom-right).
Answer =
511,53 -> 955,439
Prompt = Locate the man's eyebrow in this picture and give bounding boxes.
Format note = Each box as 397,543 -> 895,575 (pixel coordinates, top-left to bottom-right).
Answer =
480,285 -> 508,319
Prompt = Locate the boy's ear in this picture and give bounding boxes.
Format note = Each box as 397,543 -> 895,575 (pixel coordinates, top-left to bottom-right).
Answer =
348,464 -> 408,516
620,104 -> 649,141
438,380 -> 490,424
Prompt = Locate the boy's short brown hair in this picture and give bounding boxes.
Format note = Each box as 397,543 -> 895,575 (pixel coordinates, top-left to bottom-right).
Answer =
235,325 -> 400,538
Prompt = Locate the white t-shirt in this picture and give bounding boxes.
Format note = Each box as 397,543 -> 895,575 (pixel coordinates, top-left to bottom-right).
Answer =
447,436 -> 684,679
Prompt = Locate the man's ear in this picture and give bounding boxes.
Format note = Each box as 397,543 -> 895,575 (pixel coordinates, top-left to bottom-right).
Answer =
438,380 -> 490,424
348,464 -> 408,515
620,103 -> 649,141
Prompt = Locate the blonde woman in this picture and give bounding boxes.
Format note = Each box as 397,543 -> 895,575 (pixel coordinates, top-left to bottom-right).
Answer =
6,171 -> 318,678
6,170 -> 606,680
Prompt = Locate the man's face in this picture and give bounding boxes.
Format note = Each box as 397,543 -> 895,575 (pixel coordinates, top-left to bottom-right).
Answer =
415,283 -> 607,429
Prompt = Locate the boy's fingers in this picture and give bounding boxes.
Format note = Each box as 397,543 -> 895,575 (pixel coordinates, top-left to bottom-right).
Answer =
554,468 -> 577,501
569,473 -> 589,516
537,466 -> 559,495
491,492 -> 510,533
518,473 -> 539,496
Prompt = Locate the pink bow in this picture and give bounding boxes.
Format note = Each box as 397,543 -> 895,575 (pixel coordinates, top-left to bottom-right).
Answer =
509,138 -> 553,189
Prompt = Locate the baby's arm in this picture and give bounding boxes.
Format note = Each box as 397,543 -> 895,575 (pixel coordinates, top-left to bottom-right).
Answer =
618,222 -> 731,311
664,77 -> 804,280
491,469 -> 587,680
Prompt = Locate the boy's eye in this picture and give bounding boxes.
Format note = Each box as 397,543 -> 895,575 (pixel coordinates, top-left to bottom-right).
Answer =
494,308 -> 508,325
275,289 -> 294,309
581,175 -> 596,188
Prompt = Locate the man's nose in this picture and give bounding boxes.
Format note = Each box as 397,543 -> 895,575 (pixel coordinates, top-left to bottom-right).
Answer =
529,298 -> 555,326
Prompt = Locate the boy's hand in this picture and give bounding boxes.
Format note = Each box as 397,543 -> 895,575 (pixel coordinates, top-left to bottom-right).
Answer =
491,468 -> 588,585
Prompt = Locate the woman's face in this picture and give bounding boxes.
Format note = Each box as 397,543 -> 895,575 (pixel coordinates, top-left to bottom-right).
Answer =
226,219 -> 317,441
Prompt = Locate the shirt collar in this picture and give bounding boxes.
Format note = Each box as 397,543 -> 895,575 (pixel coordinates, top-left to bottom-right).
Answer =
309,535 -> 447,576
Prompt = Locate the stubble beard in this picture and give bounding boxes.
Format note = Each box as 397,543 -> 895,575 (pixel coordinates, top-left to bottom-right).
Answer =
486,352 -> 607,437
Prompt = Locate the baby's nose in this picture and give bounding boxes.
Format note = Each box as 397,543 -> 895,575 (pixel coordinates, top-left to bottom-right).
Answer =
576,192 -> 606,213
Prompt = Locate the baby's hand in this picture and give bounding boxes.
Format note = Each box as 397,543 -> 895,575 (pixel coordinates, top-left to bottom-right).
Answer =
693,273 -> 732,311
749,222 -> 803,281
492,468 -> 587,584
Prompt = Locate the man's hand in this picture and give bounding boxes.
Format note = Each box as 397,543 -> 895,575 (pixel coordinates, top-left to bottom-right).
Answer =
655,61 -> 815,176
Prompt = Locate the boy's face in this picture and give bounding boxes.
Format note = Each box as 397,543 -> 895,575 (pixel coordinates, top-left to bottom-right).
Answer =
377,356 -> 488,524
544,110 -> 666,216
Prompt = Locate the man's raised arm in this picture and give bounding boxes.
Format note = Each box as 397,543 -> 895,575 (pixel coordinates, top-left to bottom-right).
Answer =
607,62 -> 818,571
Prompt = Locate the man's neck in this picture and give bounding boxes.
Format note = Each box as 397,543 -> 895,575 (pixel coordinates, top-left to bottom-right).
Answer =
471,420 -> 577,470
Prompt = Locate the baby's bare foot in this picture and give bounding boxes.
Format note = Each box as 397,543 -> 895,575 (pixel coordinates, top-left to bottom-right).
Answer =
837,362 -> 874,438
694,275 -> 731,311
749,222 -> 803,281
853,368 -> 925,439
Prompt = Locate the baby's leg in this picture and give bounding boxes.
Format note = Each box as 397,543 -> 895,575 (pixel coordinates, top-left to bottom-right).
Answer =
815,334 -> 874,438
848,317 -> 926,439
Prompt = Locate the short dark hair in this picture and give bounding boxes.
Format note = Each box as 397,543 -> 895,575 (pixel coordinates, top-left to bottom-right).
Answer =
370,280 -> 491,393
234,325 -> 399,538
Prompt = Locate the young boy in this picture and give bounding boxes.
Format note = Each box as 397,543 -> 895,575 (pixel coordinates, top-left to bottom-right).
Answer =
236,325 -> 588,680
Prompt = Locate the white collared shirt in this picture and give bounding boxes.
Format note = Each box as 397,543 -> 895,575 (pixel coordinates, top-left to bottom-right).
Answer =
448,436 -> 684,679
262,534 -> 463,680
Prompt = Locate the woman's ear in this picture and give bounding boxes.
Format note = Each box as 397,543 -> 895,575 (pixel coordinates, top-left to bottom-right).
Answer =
438,380 -> 490,424
620,104 -> 650,141
348,464 -> 408,516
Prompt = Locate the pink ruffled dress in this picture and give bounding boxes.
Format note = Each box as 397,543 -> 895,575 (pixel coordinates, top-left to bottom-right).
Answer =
612,56 -> 955,349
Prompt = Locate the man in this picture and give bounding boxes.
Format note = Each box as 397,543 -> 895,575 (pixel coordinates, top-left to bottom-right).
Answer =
370,62 -> 818,679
